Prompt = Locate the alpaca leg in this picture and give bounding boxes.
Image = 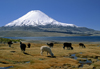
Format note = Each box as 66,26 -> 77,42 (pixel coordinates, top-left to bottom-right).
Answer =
71,47 -> 73,50
23,48 -> 25,51
63,46 -> 65,49
22,48 -> 25,53
21,48 -> 23,52
41,51 -> 43,55
9,44 -> 11,47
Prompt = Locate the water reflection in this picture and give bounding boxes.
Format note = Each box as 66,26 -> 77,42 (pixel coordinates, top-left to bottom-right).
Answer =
0,66 -> 13,69
69,54 -> 92,67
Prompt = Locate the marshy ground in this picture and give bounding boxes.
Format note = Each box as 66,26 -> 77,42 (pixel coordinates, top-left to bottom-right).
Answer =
0,41 -> 100,69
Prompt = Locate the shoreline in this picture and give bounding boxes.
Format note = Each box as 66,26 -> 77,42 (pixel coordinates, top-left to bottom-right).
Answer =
23,40 -> 100,44
3,36 -> 100,44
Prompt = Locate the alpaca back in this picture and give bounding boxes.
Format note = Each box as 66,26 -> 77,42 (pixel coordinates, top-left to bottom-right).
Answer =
41,46 -> 53,54
40,46 -> 54,56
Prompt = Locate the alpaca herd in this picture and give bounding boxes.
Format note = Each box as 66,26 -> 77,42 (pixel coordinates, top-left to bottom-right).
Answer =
42,42 -> 86,57
19,42 -> 31,53
7,41 -> 86,57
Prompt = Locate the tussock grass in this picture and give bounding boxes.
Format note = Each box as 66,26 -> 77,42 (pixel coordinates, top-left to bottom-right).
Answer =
0,41 -> 100,69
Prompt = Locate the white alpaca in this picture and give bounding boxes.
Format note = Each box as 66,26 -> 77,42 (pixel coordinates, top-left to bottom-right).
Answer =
40,46 -> 54,56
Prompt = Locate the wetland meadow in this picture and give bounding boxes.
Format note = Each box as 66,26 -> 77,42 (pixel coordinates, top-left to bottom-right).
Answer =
0,37 -> 100,69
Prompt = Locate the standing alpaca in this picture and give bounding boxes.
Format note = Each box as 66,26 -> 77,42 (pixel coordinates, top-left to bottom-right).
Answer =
63,42 -> 73,50
20,42 -> 26,52
40,46 -> 54,57
8,41 -> 13,47
47,43 -> 54,48
27,43 -> 31,48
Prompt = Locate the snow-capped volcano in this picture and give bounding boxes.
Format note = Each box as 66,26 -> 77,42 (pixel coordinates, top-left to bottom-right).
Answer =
5,10 -> 76,27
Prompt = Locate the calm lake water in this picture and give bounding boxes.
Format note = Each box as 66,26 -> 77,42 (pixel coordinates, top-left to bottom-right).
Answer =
3,36 -> 100,42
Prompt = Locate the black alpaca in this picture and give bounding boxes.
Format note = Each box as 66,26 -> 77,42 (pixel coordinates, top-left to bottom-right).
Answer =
27,43 -> 31,48
8,41 -> 13,47
63,43 -> 73,50
79,43 -> 86,48
47,43 -> 54,48
20,42 -> 26,52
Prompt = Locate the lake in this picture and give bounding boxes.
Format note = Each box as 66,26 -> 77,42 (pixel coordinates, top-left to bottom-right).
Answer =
3,36 -> 100,42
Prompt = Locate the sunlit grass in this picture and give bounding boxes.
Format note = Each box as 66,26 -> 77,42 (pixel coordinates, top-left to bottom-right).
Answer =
0,42 -> 100,69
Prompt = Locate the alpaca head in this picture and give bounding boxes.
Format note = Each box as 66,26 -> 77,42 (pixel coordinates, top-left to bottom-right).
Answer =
51,53 -> 54,57
63,46 -> 65,49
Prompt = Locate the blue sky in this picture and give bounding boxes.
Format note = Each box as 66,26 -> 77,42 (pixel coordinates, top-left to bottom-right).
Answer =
0,0 -> 100,30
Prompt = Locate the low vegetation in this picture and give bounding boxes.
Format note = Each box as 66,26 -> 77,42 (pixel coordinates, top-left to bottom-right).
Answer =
0,40 -> 100,69
0,37 -> 21,43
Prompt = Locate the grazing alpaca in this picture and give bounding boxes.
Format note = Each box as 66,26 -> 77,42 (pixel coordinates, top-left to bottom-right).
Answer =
20,42 -> 26,52
63,42 -> 73,50
40,46 -> 54,57
8,41 -> 13,47
47,43 -> 54,48
27,43 -> 31,48
79,43 -> 86,48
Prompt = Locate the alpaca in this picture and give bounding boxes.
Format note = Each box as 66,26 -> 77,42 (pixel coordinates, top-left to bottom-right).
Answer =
79,43 -> 86,48
20,42 -> 26,52
40,46 -> 54,57
8,41 -> 13,47
63,42 -> 73,50
47,43 -> 54,48
27,43 -> 31,48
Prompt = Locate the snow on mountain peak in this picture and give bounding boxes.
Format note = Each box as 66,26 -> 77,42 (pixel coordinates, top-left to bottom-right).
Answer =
5,10 -> 77,27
